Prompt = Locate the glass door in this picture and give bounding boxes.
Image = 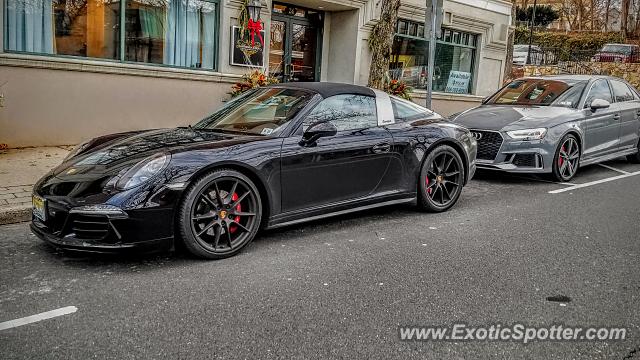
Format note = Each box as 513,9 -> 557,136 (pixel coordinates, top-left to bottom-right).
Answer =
269,20 -> 287,82
290,21 -> 318,82
269,5 -> 322,83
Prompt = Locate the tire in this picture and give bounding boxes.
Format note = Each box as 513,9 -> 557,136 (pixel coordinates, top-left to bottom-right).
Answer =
418,145 -> 465,212
552,134 -> 580,182
178,169 -> 262,259
627,140 -> 640,164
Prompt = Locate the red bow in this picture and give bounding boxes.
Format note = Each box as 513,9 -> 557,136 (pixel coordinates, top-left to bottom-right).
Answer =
247,19 -> 264,47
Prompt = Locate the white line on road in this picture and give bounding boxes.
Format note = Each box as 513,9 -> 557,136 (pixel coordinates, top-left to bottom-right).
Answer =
0,306 -> 77,331
549,171 -> 640,194
598,163 -> 630,174
507,175 -> 575,186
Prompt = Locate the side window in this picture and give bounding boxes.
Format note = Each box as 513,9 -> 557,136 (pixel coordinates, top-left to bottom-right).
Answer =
611,80 -> 635,102
305,95 -> 377,132
584,80 -> 613,108
391,97 -> 427,121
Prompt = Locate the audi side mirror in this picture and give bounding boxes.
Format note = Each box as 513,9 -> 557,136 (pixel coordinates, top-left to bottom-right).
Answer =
590,99 -> 610,112
300,121 -> 338,146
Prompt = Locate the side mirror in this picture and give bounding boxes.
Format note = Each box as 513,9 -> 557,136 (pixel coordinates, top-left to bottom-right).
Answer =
590,98 -> 610,112
300,121 -> 338,146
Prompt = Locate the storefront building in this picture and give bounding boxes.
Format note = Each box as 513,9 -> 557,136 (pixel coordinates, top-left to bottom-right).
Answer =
0,0 -> 512,147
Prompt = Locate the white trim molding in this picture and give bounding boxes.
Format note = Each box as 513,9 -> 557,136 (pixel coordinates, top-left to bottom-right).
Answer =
0,53 -> 243,83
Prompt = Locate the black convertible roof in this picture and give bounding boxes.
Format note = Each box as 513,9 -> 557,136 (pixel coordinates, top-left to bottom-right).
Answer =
270,82 -> 376,98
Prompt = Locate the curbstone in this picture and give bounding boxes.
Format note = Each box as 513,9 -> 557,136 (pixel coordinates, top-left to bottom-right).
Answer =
0,204 -> 31,225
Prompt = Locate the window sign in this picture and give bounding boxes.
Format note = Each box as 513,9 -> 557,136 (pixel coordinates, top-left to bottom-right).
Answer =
445,71 -> 471,94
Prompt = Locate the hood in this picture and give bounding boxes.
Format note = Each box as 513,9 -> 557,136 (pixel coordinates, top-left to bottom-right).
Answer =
50,128 -> 265,182
450,105 -> 578,131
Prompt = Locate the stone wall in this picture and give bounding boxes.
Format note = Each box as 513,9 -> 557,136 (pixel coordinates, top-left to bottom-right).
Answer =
588,63 -> 640,89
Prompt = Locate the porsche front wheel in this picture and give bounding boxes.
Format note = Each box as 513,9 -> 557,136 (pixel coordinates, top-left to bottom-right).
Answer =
178,169 -> 262,259
418,145 -> 464,212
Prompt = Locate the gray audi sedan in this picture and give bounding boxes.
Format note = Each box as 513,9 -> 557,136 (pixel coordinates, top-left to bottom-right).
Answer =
450,75 -> 640,181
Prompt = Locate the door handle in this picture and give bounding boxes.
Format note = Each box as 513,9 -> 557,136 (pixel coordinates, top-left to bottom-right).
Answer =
613,113 -> 621,120
372,143 -> 391,153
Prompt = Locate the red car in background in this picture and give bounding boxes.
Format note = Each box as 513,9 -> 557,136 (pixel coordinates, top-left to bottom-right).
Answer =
591,43 -> 640,63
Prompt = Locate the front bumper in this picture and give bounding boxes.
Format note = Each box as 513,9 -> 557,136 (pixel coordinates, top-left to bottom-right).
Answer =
30,200 -> 175,254
473,130 -> 555,174
31,222 -> 172,254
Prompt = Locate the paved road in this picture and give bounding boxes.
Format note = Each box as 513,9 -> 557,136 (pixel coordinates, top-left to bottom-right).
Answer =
1,160 -> 639,359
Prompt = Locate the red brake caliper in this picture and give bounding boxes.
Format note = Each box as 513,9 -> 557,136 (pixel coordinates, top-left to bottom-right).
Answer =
558,145 -> 565,167
229,193 -> 241,233
426,176 -> 432,194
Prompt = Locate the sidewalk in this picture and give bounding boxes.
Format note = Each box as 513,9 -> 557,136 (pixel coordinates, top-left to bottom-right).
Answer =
0,147 -> 70,224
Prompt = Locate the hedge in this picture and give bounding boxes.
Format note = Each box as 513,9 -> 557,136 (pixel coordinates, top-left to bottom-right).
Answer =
514,27 -> 625,51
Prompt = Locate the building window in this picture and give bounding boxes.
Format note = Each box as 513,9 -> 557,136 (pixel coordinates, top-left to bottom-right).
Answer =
390,19 -> 477,95
6,0 -> 121,58
125,0 -> 217,69
5,0 -> 219,70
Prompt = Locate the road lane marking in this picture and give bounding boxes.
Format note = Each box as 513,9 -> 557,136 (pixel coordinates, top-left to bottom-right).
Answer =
598,163 -> 630,174
507,175 -> 575,186
549,171 -> 640,194
0,306 -> 77,331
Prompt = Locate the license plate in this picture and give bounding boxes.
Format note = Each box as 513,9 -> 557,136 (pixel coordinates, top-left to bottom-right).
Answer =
32,195 -> 47,222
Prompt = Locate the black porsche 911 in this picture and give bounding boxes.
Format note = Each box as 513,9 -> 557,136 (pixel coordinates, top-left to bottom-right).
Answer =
31,83 -> 477,259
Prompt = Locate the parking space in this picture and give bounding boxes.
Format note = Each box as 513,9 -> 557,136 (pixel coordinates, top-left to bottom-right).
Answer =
1,157 -> 639,359
473,158 -> 640,195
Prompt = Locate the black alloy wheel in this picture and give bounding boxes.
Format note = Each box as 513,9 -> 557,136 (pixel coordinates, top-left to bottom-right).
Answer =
178,169 -> 262,259
552,135 -> 580,182
419,145 -> 464,212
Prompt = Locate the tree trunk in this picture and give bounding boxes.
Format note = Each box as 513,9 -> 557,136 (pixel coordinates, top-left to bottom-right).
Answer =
503,0 -> 517,83
368,0 -> 401,90
622,0 -> 631,37
591,0 -> 595,30
604,0 -> 611,31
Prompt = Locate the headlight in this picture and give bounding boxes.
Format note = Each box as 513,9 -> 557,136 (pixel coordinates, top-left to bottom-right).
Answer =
116,153 -> 170,190
64,141 -> 91,161
506,128 -> 547,140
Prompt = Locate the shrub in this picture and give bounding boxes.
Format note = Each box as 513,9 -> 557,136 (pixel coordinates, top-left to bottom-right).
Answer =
385,79 -> 413,100
229,70 -> 279,97
514,28 -> 625,52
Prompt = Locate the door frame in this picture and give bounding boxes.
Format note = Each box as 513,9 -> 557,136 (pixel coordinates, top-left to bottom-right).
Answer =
270,7 -> 323,82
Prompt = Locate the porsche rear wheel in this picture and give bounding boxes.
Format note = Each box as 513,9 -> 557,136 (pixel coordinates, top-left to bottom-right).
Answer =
178,169 -> 262,259
418,145 -> 464,212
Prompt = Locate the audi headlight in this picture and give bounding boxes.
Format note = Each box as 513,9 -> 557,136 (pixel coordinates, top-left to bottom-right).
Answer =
116,153 -> 170,190
506,128 -> 547,140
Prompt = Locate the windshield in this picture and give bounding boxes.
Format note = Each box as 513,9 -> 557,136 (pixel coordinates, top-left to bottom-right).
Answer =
486,79 -> 586,108
194,87 -> 314,136
601,44 -> 633,54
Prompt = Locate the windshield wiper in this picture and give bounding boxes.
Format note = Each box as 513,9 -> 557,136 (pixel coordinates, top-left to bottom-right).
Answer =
190,127 -> 254,136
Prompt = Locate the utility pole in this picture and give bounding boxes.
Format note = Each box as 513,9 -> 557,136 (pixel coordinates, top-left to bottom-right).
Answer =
425,0 -> 442,109
526,0 -> 538,65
